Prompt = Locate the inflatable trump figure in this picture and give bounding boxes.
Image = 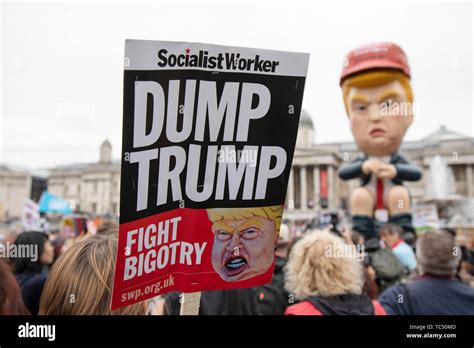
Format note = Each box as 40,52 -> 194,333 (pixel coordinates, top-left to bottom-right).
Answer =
338,42 -> 422,242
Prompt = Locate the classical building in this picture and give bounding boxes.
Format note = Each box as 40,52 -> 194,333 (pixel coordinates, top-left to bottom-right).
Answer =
0,165 -> 47,219
285,110 -> 341,219
47,140 -> 121,216
285,111 -> 474,220
44,112 -> 474,220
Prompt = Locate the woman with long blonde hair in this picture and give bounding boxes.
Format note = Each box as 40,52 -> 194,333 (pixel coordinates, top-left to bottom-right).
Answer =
39,231 -> 148,315
285,231 -> 386,315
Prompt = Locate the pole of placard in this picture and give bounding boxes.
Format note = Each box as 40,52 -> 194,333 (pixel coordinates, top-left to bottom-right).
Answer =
179,291 -> 201,315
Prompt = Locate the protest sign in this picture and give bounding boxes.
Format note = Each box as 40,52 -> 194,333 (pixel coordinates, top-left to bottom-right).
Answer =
413,202 -> 440,230
22,198 -> 40,231
111,40 -> 309,310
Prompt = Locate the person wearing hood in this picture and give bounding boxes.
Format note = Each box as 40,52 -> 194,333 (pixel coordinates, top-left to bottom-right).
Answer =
284,231 -> 386,315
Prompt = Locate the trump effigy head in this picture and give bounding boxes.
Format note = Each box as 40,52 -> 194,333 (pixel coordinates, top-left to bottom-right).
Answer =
340,42 -> 414,157
207,205 -> 282,282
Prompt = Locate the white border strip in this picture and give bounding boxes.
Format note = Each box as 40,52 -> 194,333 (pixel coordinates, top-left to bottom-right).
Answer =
125,39 -> 310,77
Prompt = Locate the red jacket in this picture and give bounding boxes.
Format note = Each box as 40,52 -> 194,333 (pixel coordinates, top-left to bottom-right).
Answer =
285,298 -> 386,315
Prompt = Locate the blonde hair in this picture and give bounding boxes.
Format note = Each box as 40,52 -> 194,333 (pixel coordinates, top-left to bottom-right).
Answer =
39,231 -> 145,315
285,231 -> 364,300
207,205 -> 283,236
341,70 -> 413,114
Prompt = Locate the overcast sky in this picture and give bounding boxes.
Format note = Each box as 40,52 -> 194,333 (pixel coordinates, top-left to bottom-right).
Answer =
1,1 -> 472,170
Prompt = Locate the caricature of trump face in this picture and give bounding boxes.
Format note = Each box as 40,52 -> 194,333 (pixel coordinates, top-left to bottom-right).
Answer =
207,206 -> 282,282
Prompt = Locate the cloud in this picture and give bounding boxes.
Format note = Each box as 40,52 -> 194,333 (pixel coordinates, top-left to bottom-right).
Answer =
1,1 -> 472,169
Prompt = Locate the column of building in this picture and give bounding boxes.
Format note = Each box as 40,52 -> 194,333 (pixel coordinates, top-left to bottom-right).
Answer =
299,166 -> 307,210
287,168 -> 295,209
313,166 -> 320,211
466,164 -> 473,197
327,165 -> 334,209
286,163 -> 339,211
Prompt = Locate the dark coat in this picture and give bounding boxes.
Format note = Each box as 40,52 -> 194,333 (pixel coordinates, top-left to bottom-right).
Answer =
252,256 -> 290,315
379,276 -> 474,315
285,293 -> 386,315
338,152 -> 422,186
16,271 -> 47,315
164,287 -> 260,315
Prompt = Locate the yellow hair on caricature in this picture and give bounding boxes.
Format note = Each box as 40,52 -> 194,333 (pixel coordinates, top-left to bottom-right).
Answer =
341,70 -> 413,114
207,205 -> 283,236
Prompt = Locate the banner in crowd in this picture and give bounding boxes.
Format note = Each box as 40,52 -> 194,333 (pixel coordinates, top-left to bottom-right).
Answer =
22,198 -> 40,231
111,39 -> 309,309
413,202 -> 440,230
38,191 -> 72,215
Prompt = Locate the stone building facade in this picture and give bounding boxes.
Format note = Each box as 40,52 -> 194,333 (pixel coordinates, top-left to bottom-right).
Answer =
47,140 -> 121,216
0,165 -> 46,219
44,111 -> 474,220
285,111 -> 474,220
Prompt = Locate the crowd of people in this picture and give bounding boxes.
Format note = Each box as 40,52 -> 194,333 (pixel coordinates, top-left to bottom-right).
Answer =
1,216 -> 474,316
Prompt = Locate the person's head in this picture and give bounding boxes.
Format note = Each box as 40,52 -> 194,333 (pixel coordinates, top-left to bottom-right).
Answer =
39,231 -> 145,315
97,220 -> 118,234
1,228 -> 18,245
50,237 -> 65,263
441,227 -> 456,238
207,205 -> 282,282
379,223 -> 403,247
416,230 -> 462,277
350,230 -> 365,246
287,235 -> 302,259
13,231 -> 54,274
285,231 -> 364,300
341,43 -> 414,157
0,258 -> 30,315
276,223 -> 290,258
